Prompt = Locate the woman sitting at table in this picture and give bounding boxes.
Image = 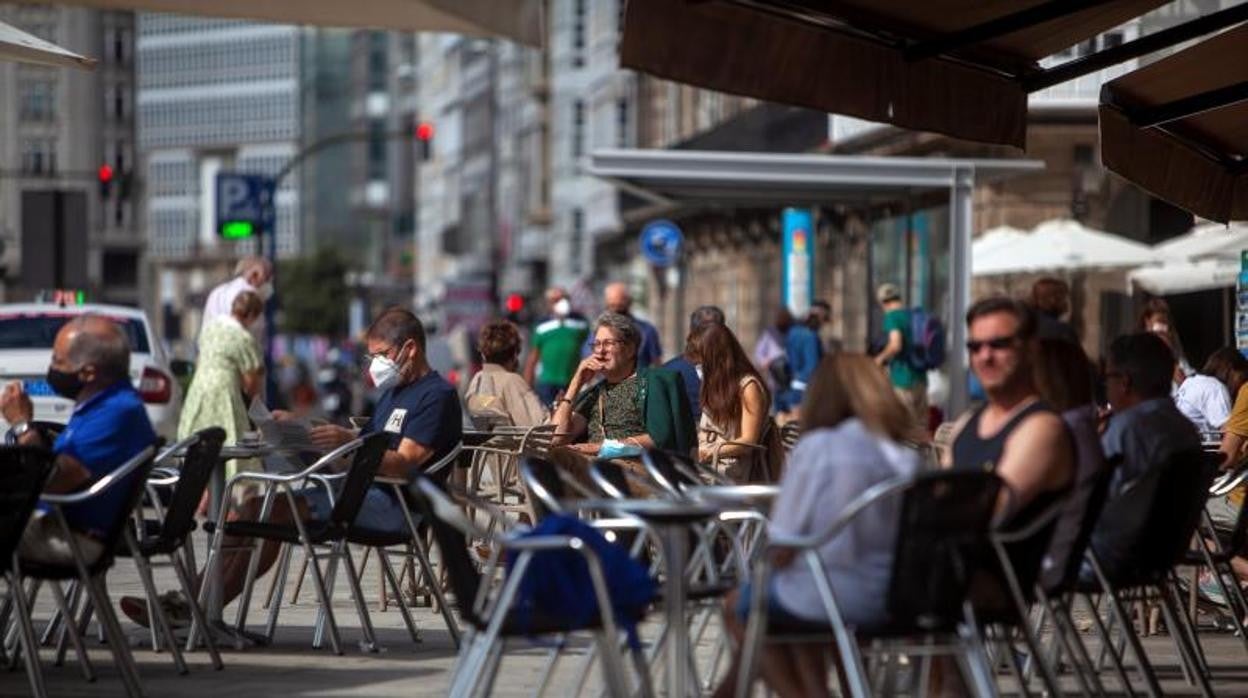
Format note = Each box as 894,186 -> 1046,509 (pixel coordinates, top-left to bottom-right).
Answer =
550,311 -> 694,460
693,322 -> 773,483
713,354 -> 921,698
464,320 -> 549,428
178,291 -> 265,482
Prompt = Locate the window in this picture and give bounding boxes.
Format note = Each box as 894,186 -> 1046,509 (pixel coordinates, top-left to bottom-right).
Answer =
18,80 -> 55,121
572,0 -> 586,68
368,32 -> 388,91
616,97 -> 630,147
20,140 -> 57,175
368,119 -> 388,180
572,100 -> 585,159
570,208 -> 585,275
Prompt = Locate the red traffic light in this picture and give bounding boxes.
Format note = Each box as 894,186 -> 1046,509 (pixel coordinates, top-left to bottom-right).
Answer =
504,293 -> 524,314
415,121 -> 435,141
97,164 -> 114,183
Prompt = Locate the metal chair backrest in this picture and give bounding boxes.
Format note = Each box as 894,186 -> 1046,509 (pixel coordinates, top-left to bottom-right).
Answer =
327,432 -> 390,529
589,459 -> 630,500
519,457 -> 565,520
0,446 -> 55,567
641,448 -> 697,496
887,470 -> 1003,630
157,427 -> 226,545
409,477 -> 485,626
1041,458 -> 1117,594
780,421 -> 800,453
95,445 -> 159,560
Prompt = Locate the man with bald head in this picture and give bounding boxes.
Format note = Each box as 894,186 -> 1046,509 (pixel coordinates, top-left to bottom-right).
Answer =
581,281 -> 663,368
2,316 -> 157,565
201,255 -> 273,345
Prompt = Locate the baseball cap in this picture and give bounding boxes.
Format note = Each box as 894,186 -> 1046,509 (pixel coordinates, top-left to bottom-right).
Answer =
876,283 -> 901,304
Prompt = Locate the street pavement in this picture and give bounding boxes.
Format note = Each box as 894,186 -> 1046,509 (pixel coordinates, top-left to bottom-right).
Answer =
9,543 -> 1248,696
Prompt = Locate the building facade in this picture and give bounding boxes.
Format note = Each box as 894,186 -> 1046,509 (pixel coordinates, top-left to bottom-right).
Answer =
0,4 -> 138,305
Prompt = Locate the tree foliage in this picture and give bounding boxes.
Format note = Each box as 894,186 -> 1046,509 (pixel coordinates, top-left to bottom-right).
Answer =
277,246 -> 350,338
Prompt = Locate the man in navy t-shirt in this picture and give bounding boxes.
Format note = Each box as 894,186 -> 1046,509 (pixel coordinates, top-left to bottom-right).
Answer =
3,316 -> 157,566
123,307 -> 464,628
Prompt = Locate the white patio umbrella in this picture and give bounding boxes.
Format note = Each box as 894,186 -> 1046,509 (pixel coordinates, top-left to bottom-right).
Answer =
972,225 -> 1027,263
973,218 -> 1157,276
23,0 -> 543,47
1128,258 -> 1242,295
0,19 -> 95,69
1153,222 -> 1248,263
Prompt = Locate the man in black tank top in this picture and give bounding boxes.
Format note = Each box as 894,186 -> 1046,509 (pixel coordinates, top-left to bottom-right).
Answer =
948,298 -> 1074,518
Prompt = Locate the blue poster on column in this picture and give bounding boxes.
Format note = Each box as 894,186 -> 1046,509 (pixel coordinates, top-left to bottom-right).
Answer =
782,208 -> 815,317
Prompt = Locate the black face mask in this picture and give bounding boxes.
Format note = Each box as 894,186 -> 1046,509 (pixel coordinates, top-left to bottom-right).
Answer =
47,367 -> 85,399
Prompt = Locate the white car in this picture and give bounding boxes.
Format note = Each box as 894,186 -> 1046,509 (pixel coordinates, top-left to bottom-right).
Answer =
0,302 -> 182,439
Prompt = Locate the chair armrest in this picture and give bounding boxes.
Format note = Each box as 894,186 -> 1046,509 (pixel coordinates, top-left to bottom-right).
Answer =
764,475 -> 912,550
41,445 -> 157,505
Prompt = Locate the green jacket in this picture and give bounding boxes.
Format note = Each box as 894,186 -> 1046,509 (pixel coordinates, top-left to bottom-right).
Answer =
573,367 -> 696,456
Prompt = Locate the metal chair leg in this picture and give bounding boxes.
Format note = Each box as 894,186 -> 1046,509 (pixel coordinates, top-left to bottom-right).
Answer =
128,534 -> 189,675
1099,585 -> 1162,697
86,574 -> 145,697
46,578 -> 94,681
264,542 -> 297,642
301,543 -> 343,655
170,552 -> 224,670
1158,578 -> 1214,697
378,549 -> 422,645
340,544 -> 380,652
8,570 -> 47,698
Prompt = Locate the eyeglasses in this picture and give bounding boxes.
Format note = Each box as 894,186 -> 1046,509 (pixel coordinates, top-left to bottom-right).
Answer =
590,339 -> 623,351
965,335 -> 1017,354
362,345 -> 398,365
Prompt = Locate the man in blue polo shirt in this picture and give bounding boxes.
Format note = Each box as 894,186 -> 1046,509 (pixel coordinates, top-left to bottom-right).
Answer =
2,316 -> 157,566
123,307 -> 463,628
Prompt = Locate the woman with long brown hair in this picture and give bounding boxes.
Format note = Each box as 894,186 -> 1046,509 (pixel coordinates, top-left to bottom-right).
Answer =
692,322 -> 771,482
712,354 -> 921,698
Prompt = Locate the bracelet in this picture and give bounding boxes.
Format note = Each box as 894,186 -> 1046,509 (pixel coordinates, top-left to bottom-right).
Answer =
553,397 -> 572,406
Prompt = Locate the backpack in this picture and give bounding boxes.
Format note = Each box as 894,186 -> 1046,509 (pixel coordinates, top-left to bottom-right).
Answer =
907,308 -> 946,372
506,513 -> 656,648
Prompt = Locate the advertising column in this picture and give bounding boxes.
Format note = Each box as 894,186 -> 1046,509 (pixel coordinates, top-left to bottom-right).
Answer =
782,207 -> 815,317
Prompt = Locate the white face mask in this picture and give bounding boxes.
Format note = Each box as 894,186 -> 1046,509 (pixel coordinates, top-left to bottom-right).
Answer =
256,281 -> 274,302
1149,322 -> 1169,334
694,364 -> 704,381
552,298 -> 571,317
369,354 -> 401,391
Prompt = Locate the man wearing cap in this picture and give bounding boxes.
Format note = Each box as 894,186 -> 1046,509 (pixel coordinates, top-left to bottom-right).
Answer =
874,283 -> 927,424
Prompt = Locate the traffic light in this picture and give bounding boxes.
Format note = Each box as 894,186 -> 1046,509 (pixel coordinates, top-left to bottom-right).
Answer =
415,121 -> 434,161
505,293 -> 524,314
97,164 -> 114,199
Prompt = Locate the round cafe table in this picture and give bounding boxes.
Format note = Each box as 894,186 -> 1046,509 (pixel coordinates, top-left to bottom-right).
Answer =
578,497 -> 718,697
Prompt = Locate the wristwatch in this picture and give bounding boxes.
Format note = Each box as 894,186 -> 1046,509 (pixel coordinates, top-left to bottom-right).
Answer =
7,420 -> 31,444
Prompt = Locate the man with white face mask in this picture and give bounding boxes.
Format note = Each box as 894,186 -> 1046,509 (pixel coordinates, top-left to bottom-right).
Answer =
524,286 -> 589,406
121,308 -> 463,628
200,255 -> 273,349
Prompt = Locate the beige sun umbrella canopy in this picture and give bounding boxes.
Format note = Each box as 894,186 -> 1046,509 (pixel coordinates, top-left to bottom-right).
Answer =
25,0 -> 544,47
972,218 -> 1157,277
0,19 -> 96,69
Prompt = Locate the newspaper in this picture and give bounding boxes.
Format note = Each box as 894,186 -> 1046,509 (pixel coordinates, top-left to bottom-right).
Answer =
247,399 -> 326,454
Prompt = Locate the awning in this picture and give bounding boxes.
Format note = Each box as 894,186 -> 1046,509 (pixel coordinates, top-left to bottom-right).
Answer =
588,147 -> 1042,415
28,0 -> 543,47
973,225 -> 1027,261
1153,222 -> 1248,262
0,19 -> 95,69
620,0 -> 1169,149
1100,24 -> 1248,223
1129,259 -> 1241,295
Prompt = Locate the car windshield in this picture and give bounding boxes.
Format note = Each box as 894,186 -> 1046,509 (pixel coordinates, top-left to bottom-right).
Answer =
0,313 -> 151,353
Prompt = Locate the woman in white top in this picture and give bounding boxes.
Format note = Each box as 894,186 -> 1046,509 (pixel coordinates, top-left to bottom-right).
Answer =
713,353 -> 921,698
692,323 -> 772,482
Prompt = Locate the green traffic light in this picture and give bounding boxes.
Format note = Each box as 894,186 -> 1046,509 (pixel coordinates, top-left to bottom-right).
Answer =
220,220 -> 256,239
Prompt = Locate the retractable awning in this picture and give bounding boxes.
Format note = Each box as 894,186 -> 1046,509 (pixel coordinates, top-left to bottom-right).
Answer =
28,0 -> 543,47
620,0 -> 1172,149
588,148 -> 1043,414
0,19 -> 95,69
1100,24 -> 1248,223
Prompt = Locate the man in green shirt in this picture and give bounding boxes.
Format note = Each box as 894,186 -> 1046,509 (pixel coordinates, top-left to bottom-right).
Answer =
873,283 -> 928,425
524,287 -> 590,405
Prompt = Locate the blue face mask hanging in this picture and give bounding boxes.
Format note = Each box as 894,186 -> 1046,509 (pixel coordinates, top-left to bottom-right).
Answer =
597,439 -> 644,460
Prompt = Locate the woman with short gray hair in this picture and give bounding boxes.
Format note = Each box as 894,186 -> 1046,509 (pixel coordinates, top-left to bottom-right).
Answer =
551,311 -> 695,468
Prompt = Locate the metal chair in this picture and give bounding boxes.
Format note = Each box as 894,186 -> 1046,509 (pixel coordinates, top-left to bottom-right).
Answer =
17,444 -> 158,698
193,433 -> 386,654
409,475 -> 647,697
734,469 -> 1004,698
1069,449 -> 1220,698
114,428 -> 226,673
0,446 -> 56,698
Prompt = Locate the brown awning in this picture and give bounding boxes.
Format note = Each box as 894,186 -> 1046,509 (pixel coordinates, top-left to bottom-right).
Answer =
28,0 -> 543,47
620,0 -> 1166,149
1100,24 -> 1248,223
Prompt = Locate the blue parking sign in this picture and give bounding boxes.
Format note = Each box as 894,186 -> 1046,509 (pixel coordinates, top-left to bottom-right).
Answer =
216,172 -> 276,238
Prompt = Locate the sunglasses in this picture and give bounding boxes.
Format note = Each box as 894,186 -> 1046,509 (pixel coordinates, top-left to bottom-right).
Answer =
965,335 -> 1017,354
